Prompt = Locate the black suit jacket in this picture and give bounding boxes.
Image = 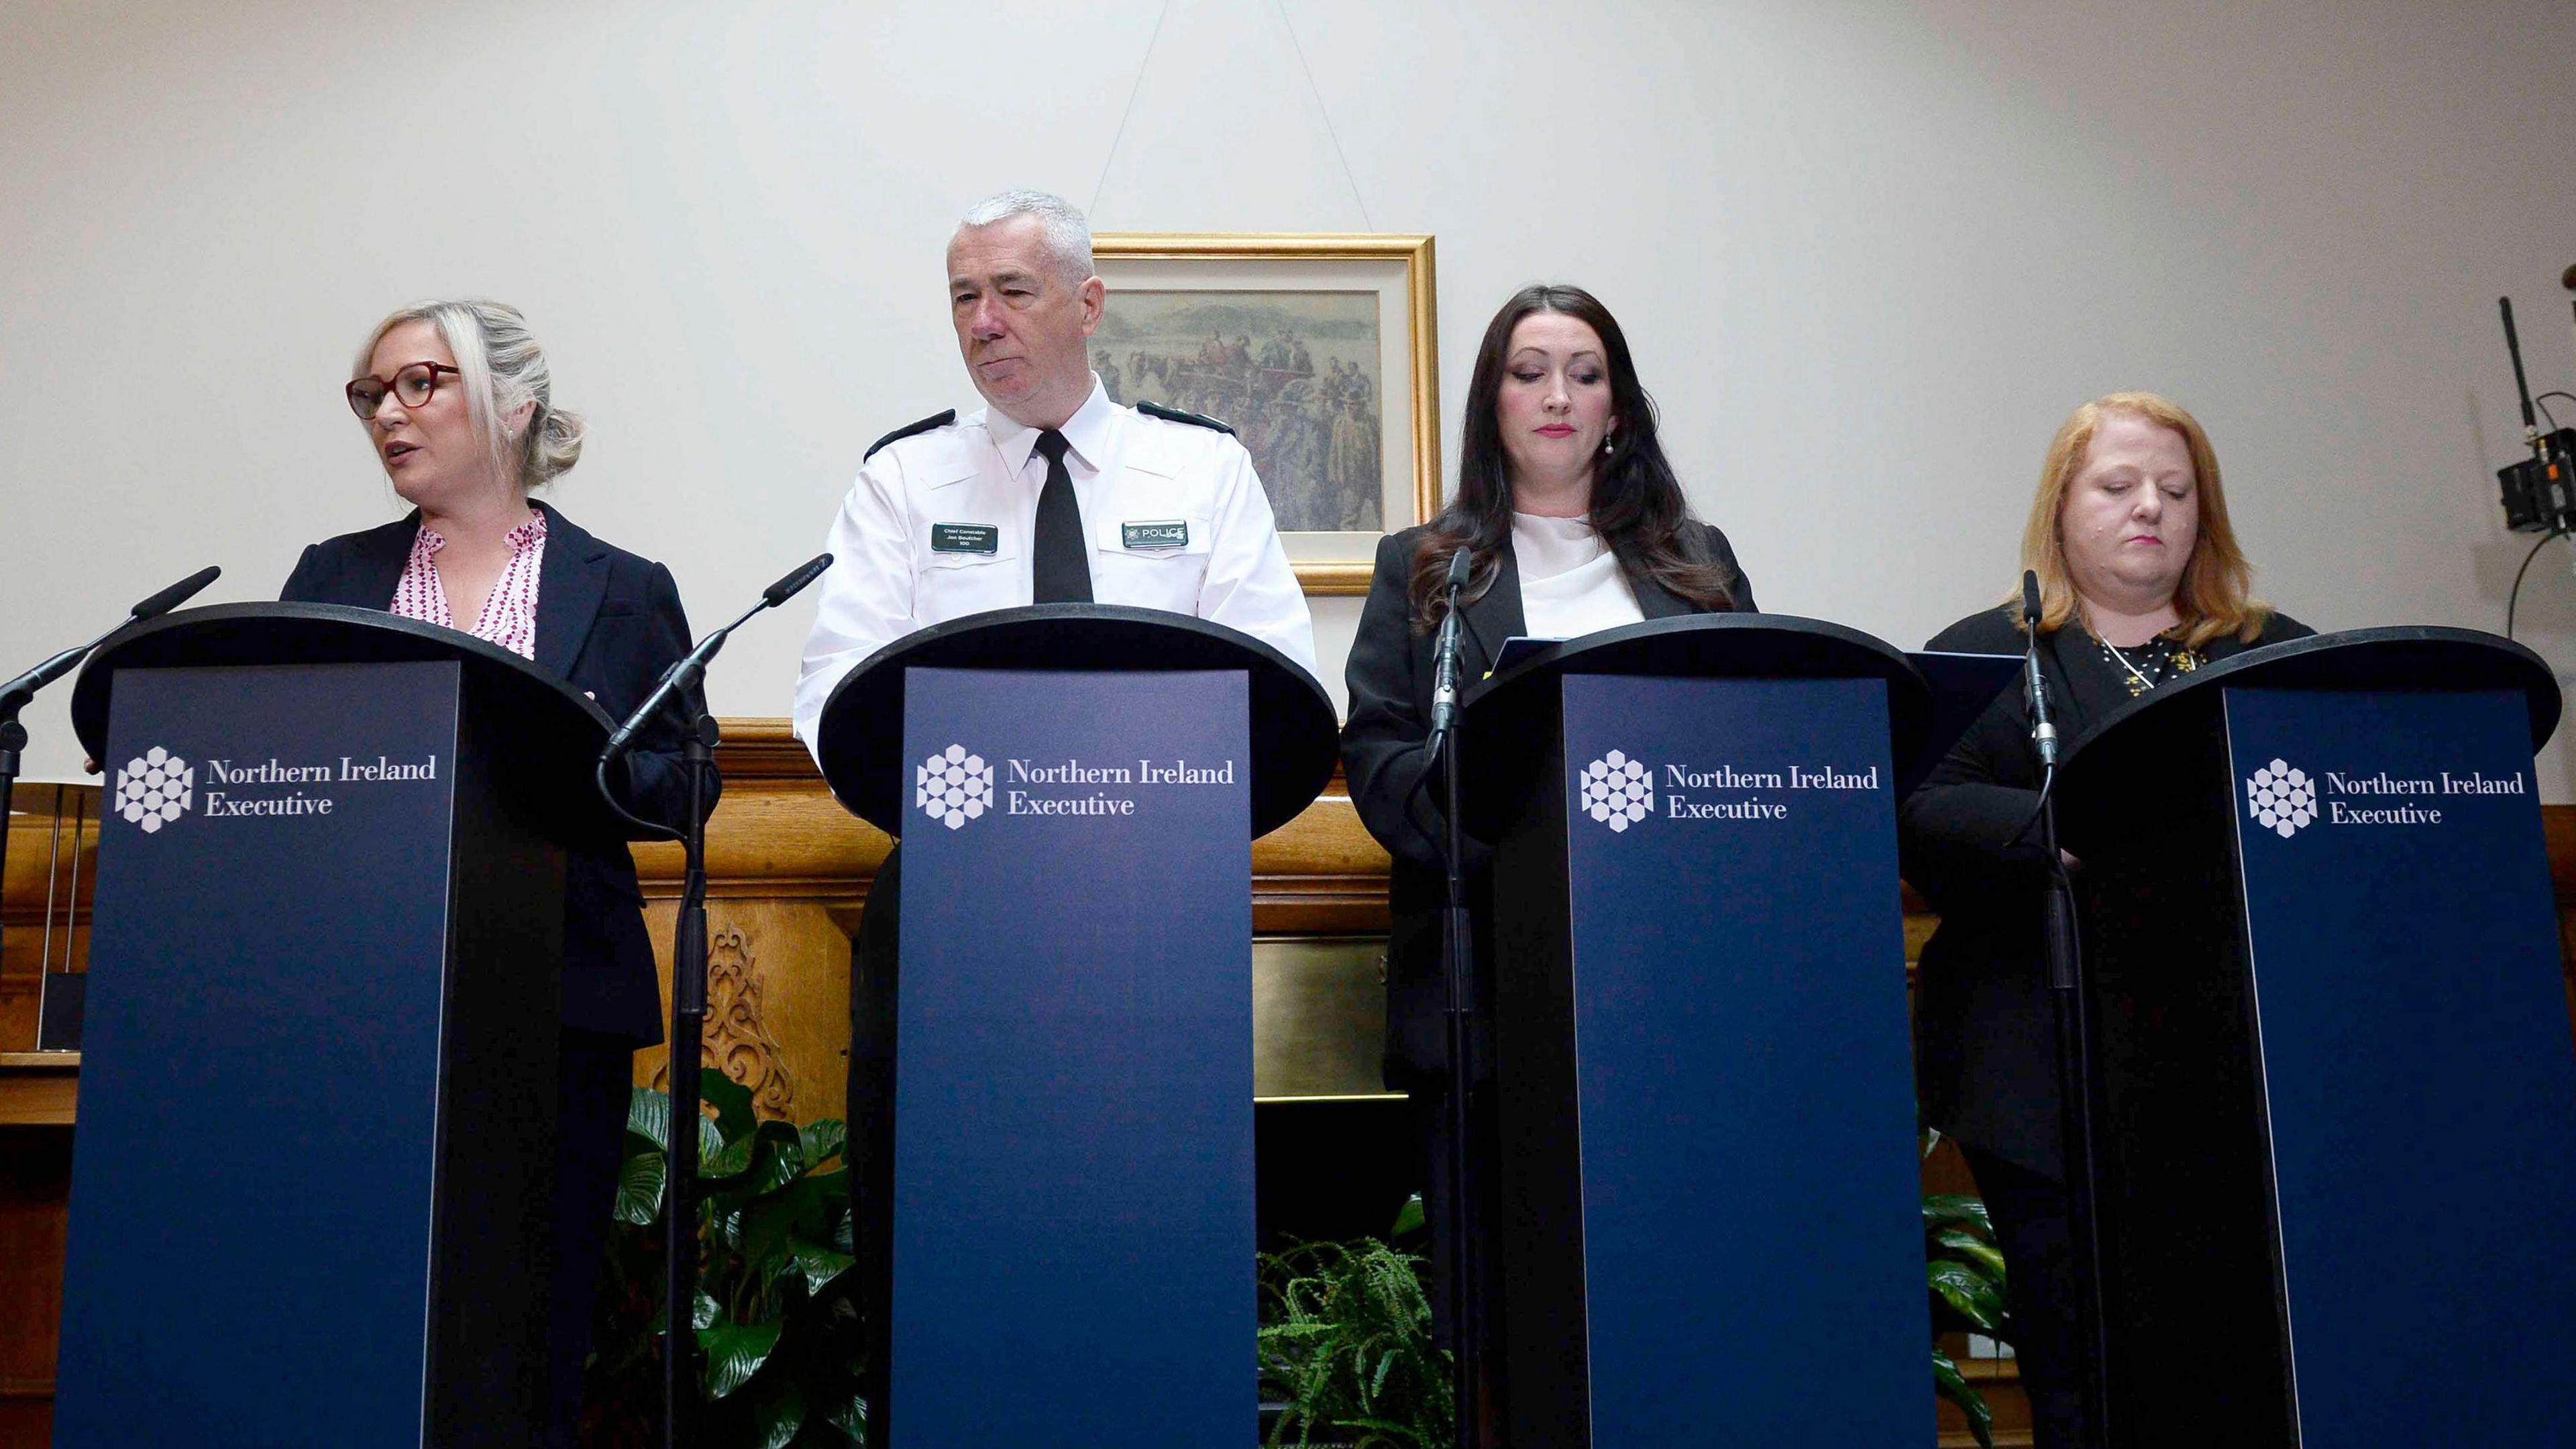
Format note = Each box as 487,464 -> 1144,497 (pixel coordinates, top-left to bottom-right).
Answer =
1897,604 -> 2313,1175
280,500 -> 710,1042
1340,521 -> 1756,1086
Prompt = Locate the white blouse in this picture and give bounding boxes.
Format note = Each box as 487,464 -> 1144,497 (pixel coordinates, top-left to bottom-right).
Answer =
1512,512 -> 1644,639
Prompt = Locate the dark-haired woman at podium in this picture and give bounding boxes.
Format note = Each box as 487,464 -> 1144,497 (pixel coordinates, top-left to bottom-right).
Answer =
1340,284 -> 1755,1366
1901,390 -> 2310,1448
280,299 -> 708,1448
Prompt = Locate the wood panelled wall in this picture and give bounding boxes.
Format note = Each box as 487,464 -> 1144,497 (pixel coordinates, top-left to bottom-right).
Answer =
9,722 -> 2576,1447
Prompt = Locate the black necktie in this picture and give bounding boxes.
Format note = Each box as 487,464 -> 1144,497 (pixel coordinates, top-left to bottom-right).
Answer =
1030,429 -> 1093,604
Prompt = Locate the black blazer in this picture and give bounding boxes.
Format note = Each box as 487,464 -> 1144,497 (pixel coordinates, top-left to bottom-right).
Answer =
280,500 -> 710,1042
1340,521 -> 1757,1085
1897,603 -> 2313,1175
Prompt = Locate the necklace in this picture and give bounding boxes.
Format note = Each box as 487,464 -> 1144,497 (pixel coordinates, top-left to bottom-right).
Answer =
2096,631 -> 2201,697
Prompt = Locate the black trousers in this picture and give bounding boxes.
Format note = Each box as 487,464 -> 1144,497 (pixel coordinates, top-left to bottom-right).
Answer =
1960,1143 -> 2084,1449
849,846 -> 904,1449
551,1028 -> 638,1448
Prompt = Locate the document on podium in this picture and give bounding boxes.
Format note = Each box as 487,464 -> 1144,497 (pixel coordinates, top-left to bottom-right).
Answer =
1489,633 -> 1561,677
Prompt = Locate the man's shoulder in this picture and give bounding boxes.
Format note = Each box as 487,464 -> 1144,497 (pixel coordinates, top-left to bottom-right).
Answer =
1118,399 -> 1252,473
1133,399 -> 1236,435
864,408 -> 965,462
860,409 -> 999,492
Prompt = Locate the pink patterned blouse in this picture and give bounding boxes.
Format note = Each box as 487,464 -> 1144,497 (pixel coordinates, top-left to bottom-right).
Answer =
390,511 -> 547,660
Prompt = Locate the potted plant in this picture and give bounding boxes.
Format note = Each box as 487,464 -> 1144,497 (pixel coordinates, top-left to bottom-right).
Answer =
584,1071 -> 866,1447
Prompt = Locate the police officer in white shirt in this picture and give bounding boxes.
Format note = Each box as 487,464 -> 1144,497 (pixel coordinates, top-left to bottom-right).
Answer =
800,189 -> 1316,1433
792,189 -> 1318,751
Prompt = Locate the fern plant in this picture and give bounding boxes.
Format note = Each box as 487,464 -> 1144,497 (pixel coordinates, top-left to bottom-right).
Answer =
1257,1199 -> 1453,1449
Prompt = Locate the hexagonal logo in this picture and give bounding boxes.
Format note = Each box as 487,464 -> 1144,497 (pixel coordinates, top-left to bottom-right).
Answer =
1578,749 -> 1654,833
2246,757 -> 2316,838
916,744 -> 995,830
113,745 -> 195,833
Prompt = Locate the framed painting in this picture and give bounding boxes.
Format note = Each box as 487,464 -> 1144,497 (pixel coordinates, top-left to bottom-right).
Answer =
1090,233 -> 1440,595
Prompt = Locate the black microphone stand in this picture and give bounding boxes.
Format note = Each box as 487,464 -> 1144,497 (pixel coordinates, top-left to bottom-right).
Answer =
0,708 -> 25,969
2021,585 -> 2113,1449
0,566 -> 221,975
594,555 -> 829,1449
1424,551 -> 1481,1449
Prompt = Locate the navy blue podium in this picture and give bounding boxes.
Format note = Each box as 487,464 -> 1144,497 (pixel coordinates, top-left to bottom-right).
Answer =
52,604 -> 625,1448
1460,615 -> 1935,1448
815,604 -> 1336,1447
2057,627 -> 2576,1446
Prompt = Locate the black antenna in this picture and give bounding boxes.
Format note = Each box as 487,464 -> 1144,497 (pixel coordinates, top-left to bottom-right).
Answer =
2502,297 -> 2540,434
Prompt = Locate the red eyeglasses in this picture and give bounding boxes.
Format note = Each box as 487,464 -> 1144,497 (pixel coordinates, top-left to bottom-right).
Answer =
345,362 -> 462,420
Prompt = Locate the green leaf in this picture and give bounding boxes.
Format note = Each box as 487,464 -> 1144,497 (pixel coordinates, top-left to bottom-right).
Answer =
699,1318 -> 784,1400
752,1378 -> 807,1449
1933,1228 -> 2009,1284
614,1146 -> 665,1226
790,1234 -> 858,1295
694,1290 -> 722,1332
800,1117 -> 849,1171
736,1177 -> 833,1279
1933,1347 -> 1995,1449
749,1119 -> 813,1195
627,1086 -> 672,1152
701,1127 -> 757,1181
1389,1194 -> 1426,1239
700,1068 -> 758,1146
825,1393 -> 867,1443
1929,1258 -> 2005,1334
1923,1193 -> 1993,1235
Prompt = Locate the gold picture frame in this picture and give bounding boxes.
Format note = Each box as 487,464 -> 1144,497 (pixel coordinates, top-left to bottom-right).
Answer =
1091,233 -> 1440,595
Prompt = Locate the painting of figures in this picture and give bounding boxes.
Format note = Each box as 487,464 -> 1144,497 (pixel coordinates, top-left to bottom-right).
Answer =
1095,290 -> 1384,533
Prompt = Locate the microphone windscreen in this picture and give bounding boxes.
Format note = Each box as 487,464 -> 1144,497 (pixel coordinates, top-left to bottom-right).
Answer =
763,553 -> 834,605
2562,262 -> 2576,290
2021,570 -> 2043,625
1446,547 -> 1473,588
130,565 -> 221,620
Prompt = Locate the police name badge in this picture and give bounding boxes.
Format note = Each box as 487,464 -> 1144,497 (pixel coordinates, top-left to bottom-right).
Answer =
931,523 -> 1000,555
1120,519 -> 1189,551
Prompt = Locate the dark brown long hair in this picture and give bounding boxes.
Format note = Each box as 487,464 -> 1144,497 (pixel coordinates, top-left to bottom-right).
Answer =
1407,284 -> 1735,629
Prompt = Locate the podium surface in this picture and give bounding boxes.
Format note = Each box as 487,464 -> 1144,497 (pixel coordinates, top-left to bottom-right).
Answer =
2059,627 -> 2576,1446
55,605 -> 614,1447
816,602 -> 1336,838
1462,615 -> 1934,1448
70,602 -> 631,843
817,605 -> 1336,1448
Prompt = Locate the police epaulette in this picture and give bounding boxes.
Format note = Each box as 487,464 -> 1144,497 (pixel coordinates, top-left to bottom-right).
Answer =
1136,399 -> 1236,435
864,409 -> 957,460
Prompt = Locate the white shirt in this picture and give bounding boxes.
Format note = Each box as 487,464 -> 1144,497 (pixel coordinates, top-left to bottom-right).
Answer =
1512,512 -> 1644,639
794,376 -> 1320,759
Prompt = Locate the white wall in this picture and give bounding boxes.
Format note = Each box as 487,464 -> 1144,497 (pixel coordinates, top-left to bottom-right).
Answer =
7,0 -> 2575,790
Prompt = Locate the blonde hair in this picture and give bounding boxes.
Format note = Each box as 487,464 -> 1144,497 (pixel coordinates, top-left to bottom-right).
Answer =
2016,390 -> 2271,649
356,299 -> 585,490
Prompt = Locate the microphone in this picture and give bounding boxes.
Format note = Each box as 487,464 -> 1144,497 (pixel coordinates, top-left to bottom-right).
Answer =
2,564 -> 222,708
2022,570 -> 2058,769
1428,547 -> 1472,739
763,553 -> 833,606
131,565 -> 221,621
601,555 -> 833,761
